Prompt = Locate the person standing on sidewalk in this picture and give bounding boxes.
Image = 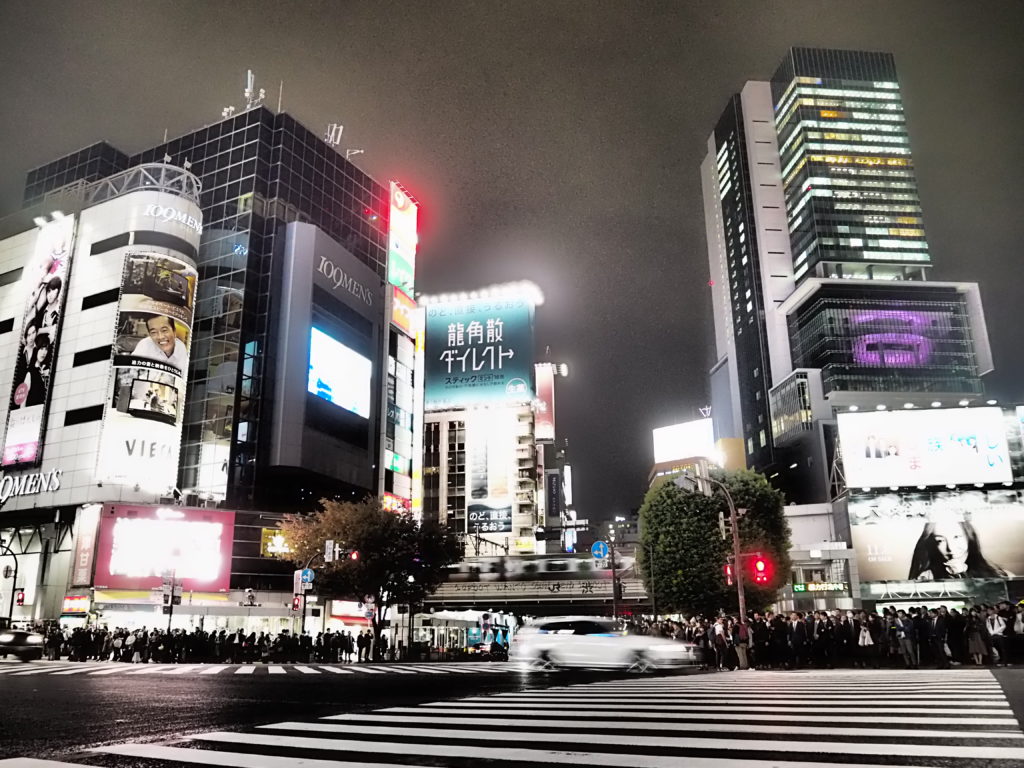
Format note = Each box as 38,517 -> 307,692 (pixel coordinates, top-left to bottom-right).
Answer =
895,610 -> 919,669
732,617 -> 750,670
986,606 -> 1008,666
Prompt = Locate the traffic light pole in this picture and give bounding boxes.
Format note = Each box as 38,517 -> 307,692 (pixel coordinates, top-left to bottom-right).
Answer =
609,538 -> 619,620
0,539 -> 18,629
166,570 -> 176,633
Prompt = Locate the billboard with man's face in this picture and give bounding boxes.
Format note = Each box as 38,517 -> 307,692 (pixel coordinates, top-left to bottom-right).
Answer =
424,296 -> 534,410
95,251 -> 198,492
2,216 -> 77,466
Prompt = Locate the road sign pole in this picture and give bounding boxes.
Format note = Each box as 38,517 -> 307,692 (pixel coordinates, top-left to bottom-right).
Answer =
610,538 -> 619,620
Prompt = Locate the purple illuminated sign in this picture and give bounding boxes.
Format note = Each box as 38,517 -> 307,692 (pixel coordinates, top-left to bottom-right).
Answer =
850,310 -> 936,367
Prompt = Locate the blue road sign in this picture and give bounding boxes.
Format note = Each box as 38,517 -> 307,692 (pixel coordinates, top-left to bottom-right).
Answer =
300,568 -> 315,583
591,540 -> 609,559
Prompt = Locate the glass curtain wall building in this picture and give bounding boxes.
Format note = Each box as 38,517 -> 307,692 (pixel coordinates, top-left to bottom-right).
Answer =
24,107 -> 391,509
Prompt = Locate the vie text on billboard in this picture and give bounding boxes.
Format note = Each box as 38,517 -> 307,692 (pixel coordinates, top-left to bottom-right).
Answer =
96,252 -> 198,491
425,297 -> 534,409
838,408 -> 1011,489
2,216 -> 77,466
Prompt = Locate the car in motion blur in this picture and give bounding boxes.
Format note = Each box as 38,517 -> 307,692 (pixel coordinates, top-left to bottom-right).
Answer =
0,629 -> 45,661
510,616 -> 697,672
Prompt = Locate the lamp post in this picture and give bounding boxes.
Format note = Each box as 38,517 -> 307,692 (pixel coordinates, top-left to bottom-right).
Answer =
675,474 -> 746,624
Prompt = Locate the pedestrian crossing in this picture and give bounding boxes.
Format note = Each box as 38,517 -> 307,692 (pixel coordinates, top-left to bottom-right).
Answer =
0,660 -> 519,678
1,668 -> 1021,767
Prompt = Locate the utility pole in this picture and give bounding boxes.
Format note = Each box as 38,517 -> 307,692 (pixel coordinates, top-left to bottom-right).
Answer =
648,540 -> 658,619
609,537 -> 619,619
163,569 -> 177,633
0,538 -> 19,629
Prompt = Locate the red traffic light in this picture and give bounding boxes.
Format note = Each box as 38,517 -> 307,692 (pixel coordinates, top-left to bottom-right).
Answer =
15,590 -> 25,607
349,550 -> 360,561
723,564 -> 733,586
752,557 -> 771,584
291,596 -> 301,611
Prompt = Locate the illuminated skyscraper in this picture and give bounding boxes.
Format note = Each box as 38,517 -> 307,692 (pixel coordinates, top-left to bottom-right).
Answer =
702,47 -> 994,503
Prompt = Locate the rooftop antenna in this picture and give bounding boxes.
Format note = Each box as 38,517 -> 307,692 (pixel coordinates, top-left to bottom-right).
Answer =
325,123 -> 344,146
244,68 -> 266,110
277,80 -> 284,113
699,405 -> 712,418
345,149 -> 365,160
163,128 -> 168,143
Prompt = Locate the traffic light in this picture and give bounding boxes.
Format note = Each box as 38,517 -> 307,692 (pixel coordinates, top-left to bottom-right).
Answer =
724,564 -> 733,586
348,550 -> 360,561
291,596 -> 302,612
15,590 -> 25,607
752,556 -> 771,585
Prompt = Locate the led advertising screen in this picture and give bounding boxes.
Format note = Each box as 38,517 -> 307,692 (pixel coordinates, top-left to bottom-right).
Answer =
534,363 -> 556,442
93,504 -> 236,591
652,418 -> 716,464
424,296 -> 534,409
307,327 -> 372,418
849,489 -> 1024,582
838,408 -> 1011,489
466,410 -> 515,534
390,286 -> 416,337
3,215 -> 76,466
96,252 -> 198,491
387,182 -> 418,297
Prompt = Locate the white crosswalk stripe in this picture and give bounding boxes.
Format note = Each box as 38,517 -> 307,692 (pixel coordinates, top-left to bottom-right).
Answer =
54,668 -> 1022,767
0,661 -> 521,677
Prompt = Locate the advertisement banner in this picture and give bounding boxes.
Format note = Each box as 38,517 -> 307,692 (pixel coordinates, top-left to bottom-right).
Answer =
849,489 -> 1024,582
93,504 -> 235,592
390,286 -> 416,337
2,216 -> 77,466
534,363 -> 555,442
838,408 -> 1011,489
95,252 -> 198,491
387,182 -> 418,297
652,418 -> 715,464
466,410 -> 514,534
71,504 -> 102,587
425,297 -> 534,409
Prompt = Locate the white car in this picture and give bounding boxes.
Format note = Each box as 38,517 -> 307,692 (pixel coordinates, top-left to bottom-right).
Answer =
510,616 -> 698,672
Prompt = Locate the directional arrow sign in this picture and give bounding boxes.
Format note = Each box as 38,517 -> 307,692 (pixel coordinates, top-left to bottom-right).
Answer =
300,568 -> 315,583
591,540 -> 609,559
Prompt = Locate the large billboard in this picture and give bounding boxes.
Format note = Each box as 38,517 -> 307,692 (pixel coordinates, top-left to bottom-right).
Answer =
838,408 -> 1011,489
307,327 -> 372,418
425,296 -> 534,410
2,216 -> 77,466
849,489 -> 1024,582
387,182 -> 418,297
466,410 -> 515,534
95,252 -> 198,491
652,418 -> 715,464
93,504 -> 235,592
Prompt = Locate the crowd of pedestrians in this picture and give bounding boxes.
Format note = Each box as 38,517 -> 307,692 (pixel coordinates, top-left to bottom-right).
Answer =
38,626 -> 390,664
639,601 -> 1023,671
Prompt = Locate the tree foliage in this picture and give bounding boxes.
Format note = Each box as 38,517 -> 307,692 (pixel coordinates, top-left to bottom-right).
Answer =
279,497 -> 461,640
637,470 -> 792,617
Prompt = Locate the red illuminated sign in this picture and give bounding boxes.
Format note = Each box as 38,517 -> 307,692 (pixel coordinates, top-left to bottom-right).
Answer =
382,492 -> 411,513
62,595 -> 90,614
534,364 -> 556,442
93,504 -> 236,592
391,286 -> 416,336
387,181 -> 418,296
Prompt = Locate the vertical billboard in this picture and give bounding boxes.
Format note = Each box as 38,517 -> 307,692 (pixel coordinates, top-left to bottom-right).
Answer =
92,504 -> 235,591
387,182 -> 418,298
95,252 -> 198,491
848,489 -> 1024,582
2,216 -> 77,466
534,363 -> 556,442
838,408 -> 1011,489
466,410 -> 514,534
425,296 -> 534,410
390,286 -> 416,337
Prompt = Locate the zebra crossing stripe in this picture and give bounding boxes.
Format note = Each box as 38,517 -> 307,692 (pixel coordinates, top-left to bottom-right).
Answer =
268,666 -> 286,675
200,665 -> 228,675
415,700 -> 1013,715
319,665 -> 355,674
87,666 -> 127,675
0,758 -> 101,766
400,664 -> 447,674
48,666 -> 97,675
161,665 -> 203,675
7,665 -> 78,676
323,712 -> 1023,739
234,666 -> 255,674
238,722 -> 1024,760
291,666 -> 320,674
375,706 -> 1018,726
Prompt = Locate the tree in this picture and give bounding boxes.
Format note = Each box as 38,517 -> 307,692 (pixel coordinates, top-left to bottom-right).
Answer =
637,482 -> 730,617
280,497 -> 461,648
637,470 -> 792,617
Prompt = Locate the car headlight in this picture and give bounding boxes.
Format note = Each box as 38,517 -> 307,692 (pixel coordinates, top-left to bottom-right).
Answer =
27,635 -> 43,644
0,633 -> 14,643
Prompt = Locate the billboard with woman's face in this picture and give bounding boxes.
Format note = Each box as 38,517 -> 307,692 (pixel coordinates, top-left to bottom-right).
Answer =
849,489 -> 1024,582
96,252 -> 197,492
2,216 -> 77,466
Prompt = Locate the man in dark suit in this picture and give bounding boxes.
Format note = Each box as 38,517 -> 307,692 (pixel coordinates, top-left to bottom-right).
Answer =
750,612 -> 771,670
770,612 -> 791,669
928,608 -> 950,669
788,612 -> 808,669
812,611 -> 835,668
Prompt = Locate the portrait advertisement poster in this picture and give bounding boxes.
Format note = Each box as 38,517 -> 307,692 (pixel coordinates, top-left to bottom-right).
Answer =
95,252 -> 197,490
466,410 -> 514,534
849,489 -> 1024,583
2,215 -> 77,466
837,408 -> 1012,489
424,297 -> 534,410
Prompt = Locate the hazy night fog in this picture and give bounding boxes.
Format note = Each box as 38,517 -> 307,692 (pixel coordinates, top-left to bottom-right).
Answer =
1,1 -> 1021,522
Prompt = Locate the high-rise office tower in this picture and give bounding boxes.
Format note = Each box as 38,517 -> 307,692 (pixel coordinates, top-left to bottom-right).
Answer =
703,48 -> 993,503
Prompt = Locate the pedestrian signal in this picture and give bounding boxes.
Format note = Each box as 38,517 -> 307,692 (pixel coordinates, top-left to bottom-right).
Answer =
724,564 -> 733,586
15,590 -> 25,607
291,596 -> 302,611
752,557 -> 771,585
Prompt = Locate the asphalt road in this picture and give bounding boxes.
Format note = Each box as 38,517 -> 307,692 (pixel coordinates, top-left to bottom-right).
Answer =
0,660 -> 626,761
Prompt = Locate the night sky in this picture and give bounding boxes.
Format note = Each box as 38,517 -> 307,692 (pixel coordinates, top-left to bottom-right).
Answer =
1,1 -> 1022,522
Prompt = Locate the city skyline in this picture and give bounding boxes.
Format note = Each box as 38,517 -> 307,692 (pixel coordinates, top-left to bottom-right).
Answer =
1,1 -> 1021,520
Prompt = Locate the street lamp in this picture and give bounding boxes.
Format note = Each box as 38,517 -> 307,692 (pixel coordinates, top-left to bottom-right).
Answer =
674,473 -> 747,624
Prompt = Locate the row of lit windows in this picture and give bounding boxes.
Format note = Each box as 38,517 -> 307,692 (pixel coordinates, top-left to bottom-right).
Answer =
776,86 -> 901,120
804,176 -> 917,191
783,153 -> 911,186
776,99 -> 903,132
784,142 -> 913,164
818,110 -> 905,122
820,236 -> 928,249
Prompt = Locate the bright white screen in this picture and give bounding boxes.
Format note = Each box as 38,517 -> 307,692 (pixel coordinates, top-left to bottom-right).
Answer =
108,518 -> 224,581
838,407 -> 1012,489
652,418 -> 715,463
307,327 -> 372,418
